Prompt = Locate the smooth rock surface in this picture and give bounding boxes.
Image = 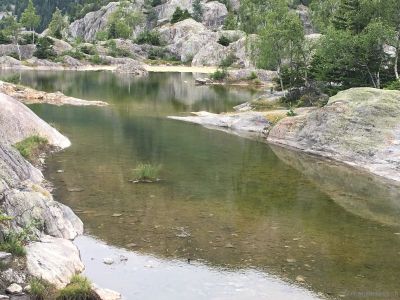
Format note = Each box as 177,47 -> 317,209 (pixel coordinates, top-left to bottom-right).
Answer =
5,284 -> 22,295
26,235 -> 84,289
91,284 -> 122,300
4,185 -> 83,240
268,88 -> 400,182
0,92 -> 71,148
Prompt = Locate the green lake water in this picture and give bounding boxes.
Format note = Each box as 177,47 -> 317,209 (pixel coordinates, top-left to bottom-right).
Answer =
3,70 -> 400,299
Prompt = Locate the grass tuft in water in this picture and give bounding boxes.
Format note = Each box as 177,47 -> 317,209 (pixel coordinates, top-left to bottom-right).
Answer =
14,135 -> 48,161
57,275 -> 92,300
133,163 -> 161,182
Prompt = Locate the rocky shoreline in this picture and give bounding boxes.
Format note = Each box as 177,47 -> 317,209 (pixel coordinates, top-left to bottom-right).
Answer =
169,88 -> 400,183
0,91 -> 120,299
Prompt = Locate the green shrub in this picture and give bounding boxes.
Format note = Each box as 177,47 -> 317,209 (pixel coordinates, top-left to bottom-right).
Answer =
135,30 -> 162,46
8,52 -> 20,60
248,71 -> 258,80
171,7 -> 191,24
79,44 -> 95,55
14,135 -> 48,161
150,0 -> 162,6
223,12 -> 238,30
34,37 -> 56,60
89,54 -> 107,65
384,80 -> 400,91
29,278 -> 49,300
219,53 -> 236,68
0,230 -> 30,256
57,275 -> 92,300
210,68 -> 227,81
107,40 -> 131,58
133,163 -> 161,181
95,30 -> 108,41
0,30 -> 11,44
63,49 -> 85,60
19,33 -> 39,45
217,35 -> 230,46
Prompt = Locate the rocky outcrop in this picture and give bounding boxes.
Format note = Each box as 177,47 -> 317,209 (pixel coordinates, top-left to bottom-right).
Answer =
115,60 -> 148,76
49,37 -> 73,55
0,92 -> 71,148
202,1 -> 228,29
0,81 -> 108,106
268,88 -> 400,182
168,111 -> 270,137
0,45 -> 36,60
26,235 -> 84,289
69,2 -> 119,41
296,5 -> 315,35
4,184 -> 83,239
0,56 -> 26,69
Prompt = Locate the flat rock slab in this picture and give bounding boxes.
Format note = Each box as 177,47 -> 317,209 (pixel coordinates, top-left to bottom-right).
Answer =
91,284 -> 122,300
168,111 -> 270,135
26,235 -> 84,289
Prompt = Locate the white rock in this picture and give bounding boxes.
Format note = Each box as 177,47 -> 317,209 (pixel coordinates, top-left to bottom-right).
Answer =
26,235 -> 84,289
5,283 -> 22,295
0,252 -> 12,264
91,284 -> 122,300
103,258 -> 114,265
0,295 -> 9,299
0,92 -> 71,149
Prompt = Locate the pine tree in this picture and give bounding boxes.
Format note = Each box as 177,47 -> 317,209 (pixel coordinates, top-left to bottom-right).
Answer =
192,0 -> 203,22
48,8 -> 68,39
332,0 -> 363,33
20,0 -> 41,44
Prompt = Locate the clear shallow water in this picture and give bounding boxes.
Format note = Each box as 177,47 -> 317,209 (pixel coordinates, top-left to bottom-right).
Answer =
3,70 -> 400,300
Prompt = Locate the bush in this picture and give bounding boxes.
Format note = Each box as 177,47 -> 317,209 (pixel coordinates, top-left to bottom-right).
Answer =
63,49 -> 85,60
133,163 -> 161,181
79,44 -> 95,55
248,71 -> 258,80
29,278 -> 49,300
210,68 -> 227,81
150,0 -> 162,6
57,275 -> 92,300
135,30 -> 162,46
95,30 -> 108,41
34,37 -> 56,60
219,53 -> 236,68
217,35 -> 231,46
8,52 -> 20,60
0,30 -> 11,44
89,54 -> 107,65
19,33 -> 39,45
171,7 -> 191,24
0,234 -> 26,256
107,40 -> 131,58
14,135 -> 48,161
384,80 -> 400,90
281,85 -> 329,107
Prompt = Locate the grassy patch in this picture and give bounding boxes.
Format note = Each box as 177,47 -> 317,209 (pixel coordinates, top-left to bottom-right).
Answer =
0,234 -> 26,256
263,111 -> 287,126
57,275 -> 92,300
14,135 -> 48,161
133,163 -> 161,181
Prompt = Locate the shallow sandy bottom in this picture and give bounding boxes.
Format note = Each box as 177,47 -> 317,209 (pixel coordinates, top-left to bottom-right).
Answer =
75,235 -> 322,300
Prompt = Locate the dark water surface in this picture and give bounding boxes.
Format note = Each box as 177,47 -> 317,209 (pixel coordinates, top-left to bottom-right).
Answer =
3,70 -> 400,300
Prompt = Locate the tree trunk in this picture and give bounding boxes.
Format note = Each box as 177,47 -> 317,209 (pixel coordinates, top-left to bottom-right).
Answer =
16,41 -> 21,61
277,65 -> 284,92
32,28 -> 35,44
395,31 -> 400,81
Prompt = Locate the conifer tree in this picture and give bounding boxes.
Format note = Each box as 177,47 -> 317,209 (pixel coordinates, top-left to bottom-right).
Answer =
20,0 -> 41,44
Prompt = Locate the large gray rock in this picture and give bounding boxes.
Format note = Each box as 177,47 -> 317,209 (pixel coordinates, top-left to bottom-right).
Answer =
0,56 -> 26,69
115,60 -> 148,76
48,37 -> 72,55
69,2 -> 119,41
0,144 -> 42,194
26,235 -> 84,289
191,41 -> 226,66
202,1 -> 228,29
91,284 -> 122,300
0,45 -> 36,60
3,184 -> 83,240
268,88 -> 400,182
0,92 -> 71,148
159,19 -> 217,62
169,111 -> 270,135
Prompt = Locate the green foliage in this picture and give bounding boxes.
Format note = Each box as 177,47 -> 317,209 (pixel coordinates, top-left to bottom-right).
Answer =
20,0 -> 41,43
57,275 -> 92,300
29,278 -> 49,300
223,12 -> 238,30
95,30 -> 108,41
0,220 -> 39,256
248,71 -> 258,80
192,0 -> 203,22
217,35 -> 231,46
107,40 -> 131,58
34,37 -> 56,59
63,49 -> 86,60
133,163 -> 161,181
171,7 -> 192,24
14,135 -> 48,160
106,3 -> 144,39
0,74 -> 20,84
0,31 -> 12,44
48,8 -> 69,39
384,80 -> 400,90
0,210 -> 13,223
219,53 -> 236,68
135,31 -> 162,46
210,68 -> 228,81
287,107 -> 296,117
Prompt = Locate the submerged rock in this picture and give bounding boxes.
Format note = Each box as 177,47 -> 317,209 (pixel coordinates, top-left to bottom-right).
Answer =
26,235 -> 84,289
